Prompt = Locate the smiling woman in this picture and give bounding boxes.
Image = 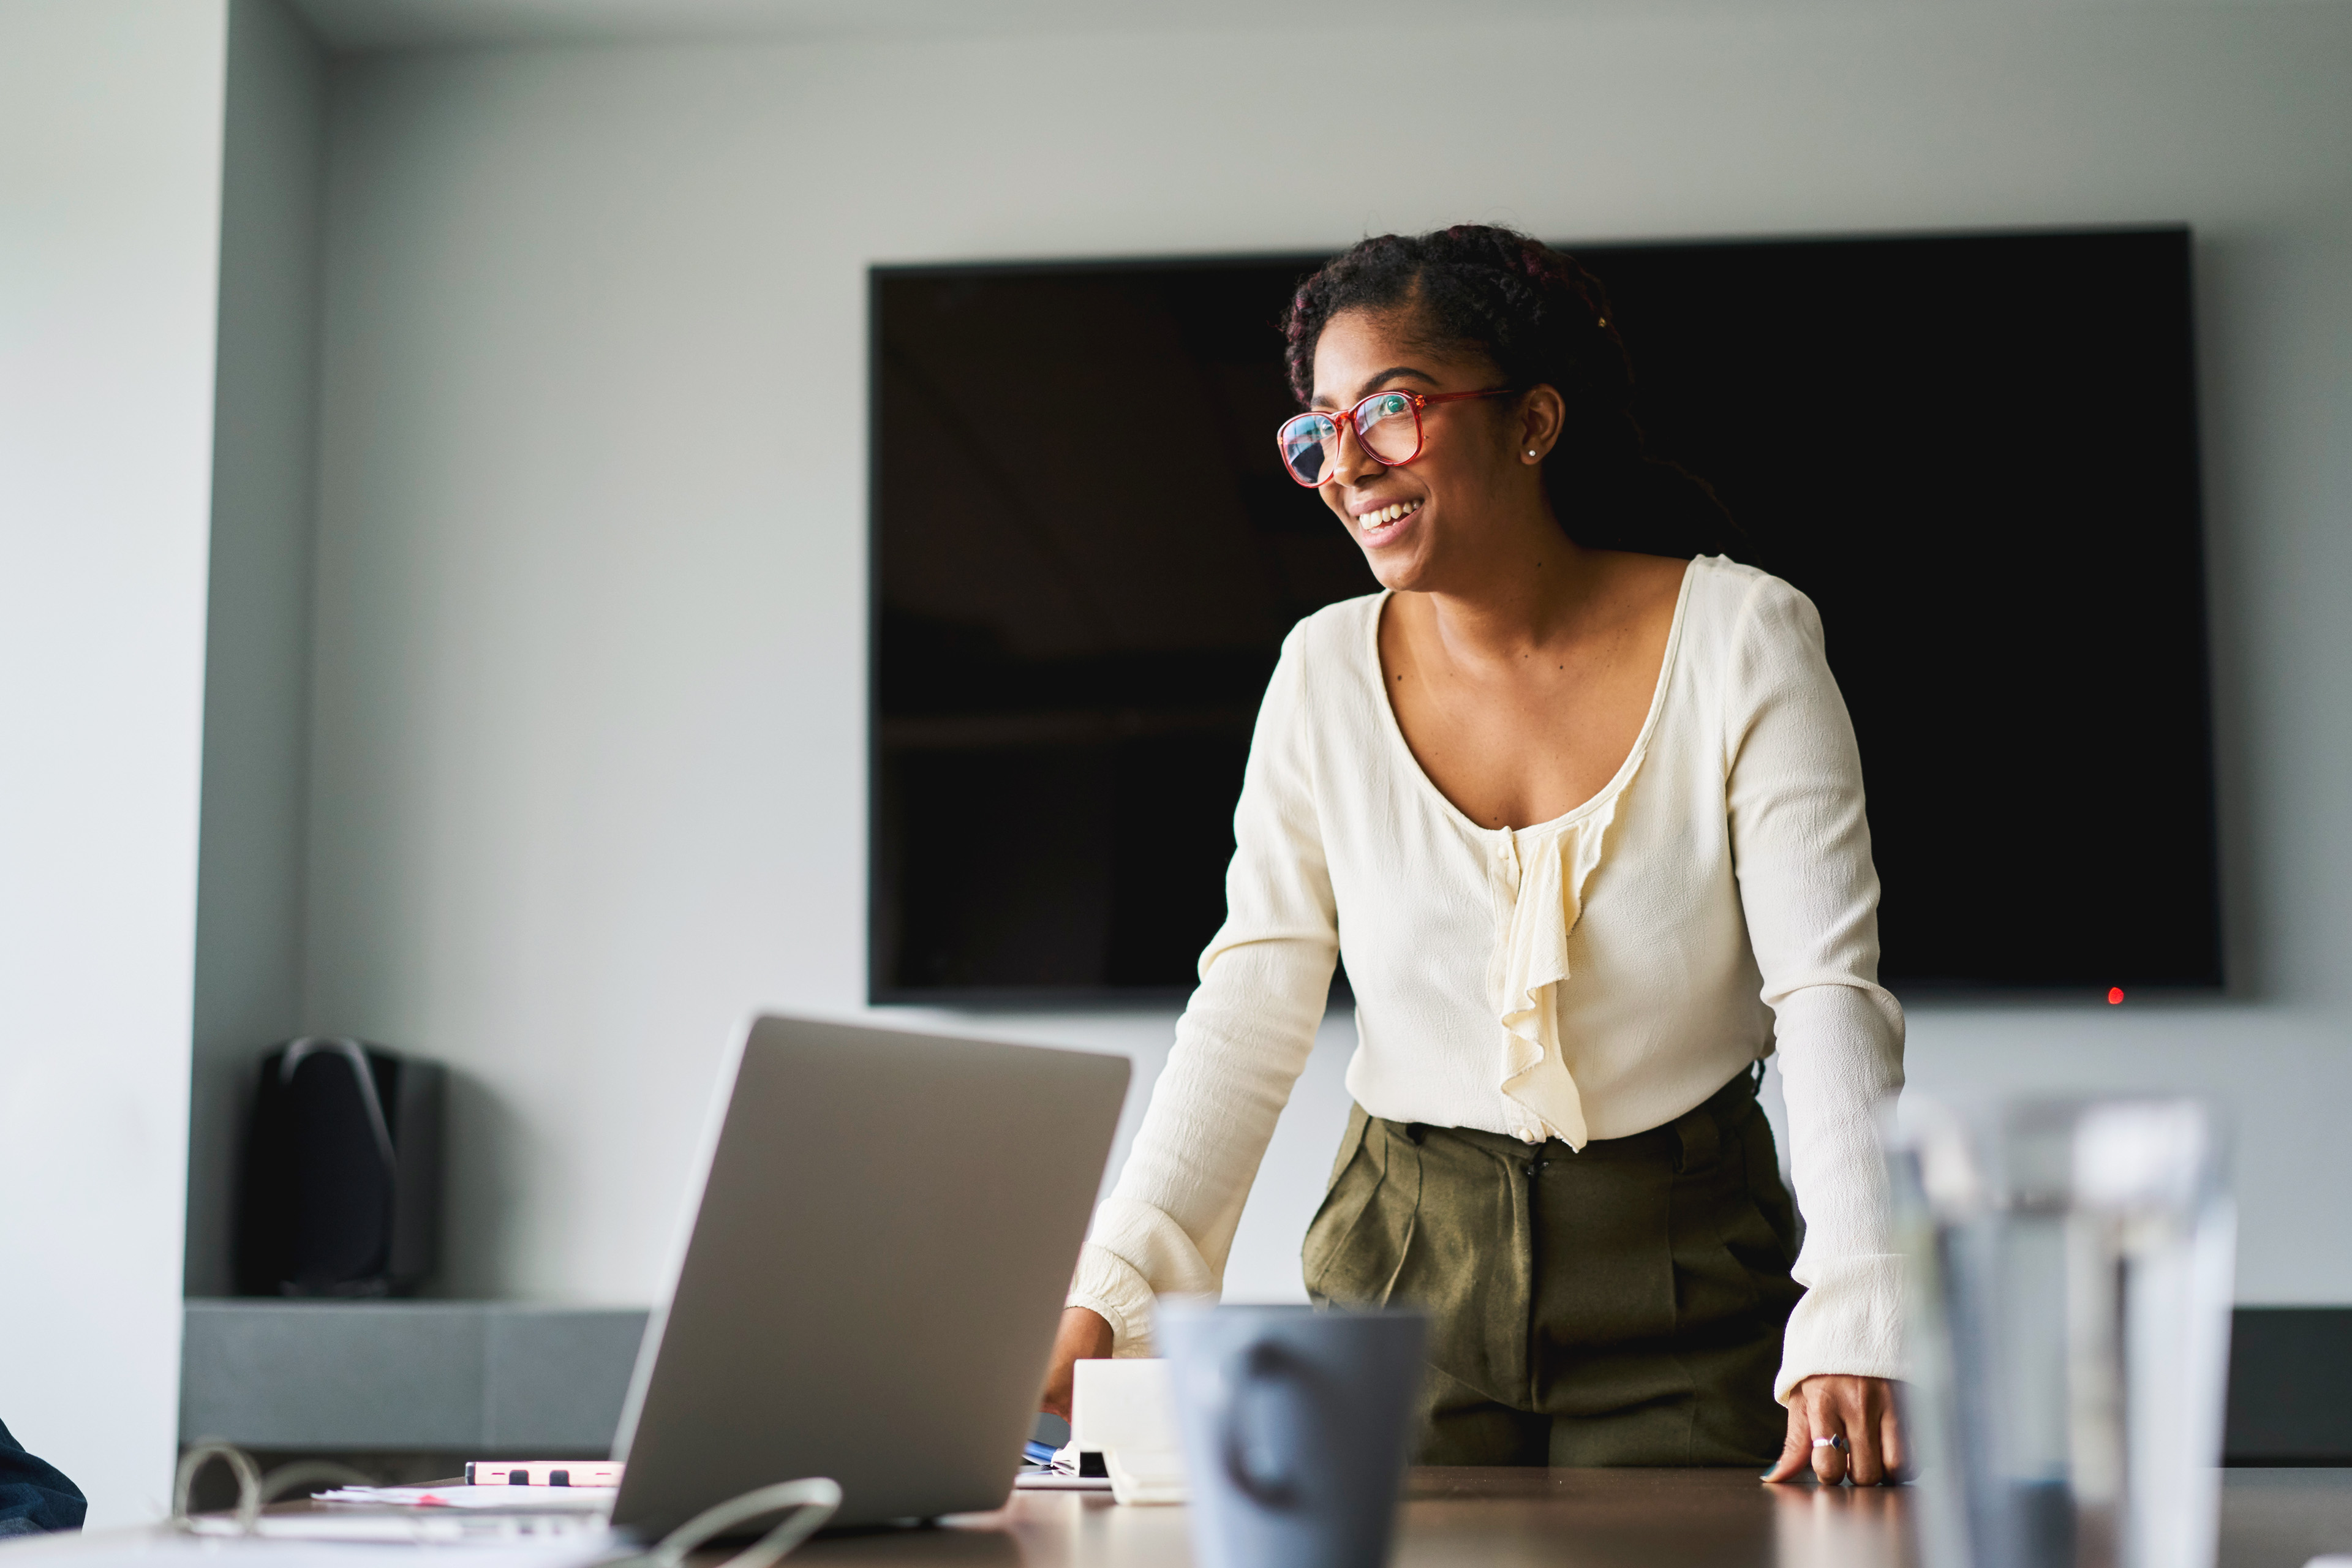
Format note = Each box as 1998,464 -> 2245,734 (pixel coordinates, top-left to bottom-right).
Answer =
1042,225 -> 1908,1487
1280,228 -> 1734,562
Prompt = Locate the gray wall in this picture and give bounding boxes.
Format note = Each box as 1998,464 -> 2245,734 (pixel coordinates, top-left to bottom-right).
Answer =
0,0 -> 230,1523
188,0 -> 330,1300
295,3 -> 2352,1313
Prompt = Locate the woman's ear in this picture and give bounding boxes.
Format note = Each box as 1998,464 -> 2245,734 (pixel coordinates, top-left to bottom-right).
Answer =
1517,385 -> 1566,464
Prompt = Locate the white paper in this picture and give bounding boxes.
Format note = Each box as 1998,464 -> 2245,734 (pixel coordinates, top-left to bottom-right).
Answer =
309,1489 -> 614,1514
0,1524 -> 620,1568
1070,1359 -> 1188,1505
1009,1468 -> 1110,1493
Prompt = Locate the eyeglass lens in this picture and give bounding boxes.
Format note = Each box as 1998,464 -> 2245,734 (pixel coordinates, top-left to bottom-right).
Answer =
1279,393 -> 1420,485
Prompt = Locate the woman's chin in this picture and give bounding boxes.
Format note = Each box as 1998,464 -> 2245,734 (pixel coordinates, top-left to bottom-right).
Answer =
1363,540 -> 1437,592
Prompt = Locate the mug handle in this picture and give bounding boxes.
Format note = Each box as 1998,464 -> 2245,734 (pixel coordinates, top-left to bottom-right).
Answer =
1221,1340 -> 1311,1510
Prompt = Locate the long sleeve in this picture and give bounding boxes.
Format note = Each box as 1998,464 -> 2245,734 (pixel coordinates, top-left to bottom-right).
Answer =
1721,575 -> 1909,1403
1066,629 -> 1341,1354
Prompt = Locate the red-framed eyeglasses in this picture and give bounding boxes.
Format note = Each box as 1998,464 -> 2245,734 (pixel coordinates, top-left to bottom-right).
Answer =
1275,386 -> 1517,487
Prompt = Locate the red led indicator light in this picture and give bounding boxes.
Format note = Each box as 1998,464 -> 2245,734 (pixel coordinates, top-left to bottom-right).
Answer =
2106,987 -> 2126,1005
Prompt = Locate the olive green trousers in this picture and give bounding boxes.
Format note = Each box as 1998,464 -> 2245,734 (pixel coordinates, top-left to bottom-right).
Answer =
1302,1066 -> 1801,1467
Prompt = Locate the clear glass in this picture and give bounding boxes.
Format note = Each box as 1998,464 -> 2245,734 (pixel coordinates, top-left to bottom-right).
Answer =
1891,1096 -> 2235,1568
1355,392 -> 1419,462
1279,413 -> 1340,486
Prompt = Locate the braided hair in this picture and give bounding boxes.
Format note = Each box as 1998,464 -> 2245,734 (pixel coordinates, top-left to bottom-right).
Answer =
1282,225 -> 1735,560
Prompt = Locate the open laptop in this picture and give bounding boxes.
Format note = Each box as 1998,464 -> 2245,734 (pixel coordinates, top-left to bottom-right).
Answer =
605,1014 -> 1130,1536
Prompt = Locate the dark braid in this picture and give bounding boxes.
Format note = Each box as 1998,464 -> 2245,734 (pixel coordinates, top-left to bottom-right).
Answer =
1283,225 -> 1735,559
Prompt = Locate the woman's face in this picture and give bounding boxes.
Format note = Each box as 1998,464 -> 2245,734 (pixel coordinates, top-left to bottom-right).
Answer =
1307,307 -> 1537,592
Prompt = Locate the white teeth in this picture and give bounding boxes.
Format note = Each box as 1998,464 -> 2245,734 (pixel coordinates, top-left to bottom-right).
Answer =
1365,499 -> 1420,527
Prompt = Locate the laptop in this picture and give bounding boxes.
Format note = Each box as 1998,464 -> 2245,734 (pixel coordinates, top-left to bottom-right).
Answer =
606,1014 -> 1129,1535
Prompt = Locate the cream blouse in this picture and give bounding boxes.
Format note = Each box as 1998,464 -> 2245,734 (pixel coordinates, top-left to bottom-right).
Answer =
1068,554 -> 1907,1402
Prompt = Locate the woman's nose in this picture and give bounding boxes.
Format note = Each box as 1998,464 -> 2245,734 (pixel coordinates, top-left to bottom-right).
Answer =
1329,420 -> 1385,487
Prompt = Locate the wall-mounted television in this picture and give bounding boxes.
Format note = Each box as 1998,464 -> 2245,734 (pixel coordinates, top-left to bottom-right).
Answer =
870,227 -> 2220,1003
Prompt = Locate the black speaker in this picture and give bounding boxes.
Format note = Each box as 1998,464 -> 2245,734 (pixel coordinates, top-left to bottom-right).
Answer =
235,1038 -> 444,1297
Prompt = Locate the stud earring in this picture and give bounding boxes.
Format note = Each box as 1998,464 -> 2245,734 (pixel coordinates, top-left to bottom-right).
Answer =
1525,449 -> 1538,459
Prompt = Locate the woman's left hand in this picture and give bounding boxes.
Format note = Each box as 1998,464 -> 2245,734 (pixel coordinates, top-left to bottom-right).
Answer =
1763,1374 -> 1905,1485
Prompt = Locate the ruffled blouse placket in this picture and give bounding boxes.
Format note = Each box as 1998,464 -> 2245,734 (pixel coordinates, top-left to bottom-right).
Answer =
1483,799 -> 1620,1152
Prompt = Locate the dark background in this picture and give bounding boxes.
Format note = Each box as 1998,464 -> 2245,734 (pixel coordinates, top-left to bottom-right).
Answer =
869,228 -> 2220,1003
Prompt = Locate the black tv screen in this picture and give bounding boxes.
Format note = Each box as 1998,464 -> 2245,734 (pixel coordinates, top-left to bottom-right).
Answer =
870,228 -> 2220,1002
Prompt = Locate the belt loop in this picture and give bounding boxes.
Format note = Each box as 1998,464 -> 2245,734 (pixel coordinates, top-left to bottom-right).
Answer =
1673,1102 -> 1721,1175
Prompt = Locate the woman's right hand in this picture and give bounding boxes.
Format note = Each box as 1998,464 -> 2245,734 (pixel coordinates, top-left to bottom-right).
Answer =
1039,1306 -> 1115,1421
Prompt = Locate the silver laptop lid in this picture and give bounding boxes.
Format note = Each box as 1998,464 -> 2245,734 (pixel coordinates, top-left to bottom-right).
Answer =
609,1014 -> 1129,1534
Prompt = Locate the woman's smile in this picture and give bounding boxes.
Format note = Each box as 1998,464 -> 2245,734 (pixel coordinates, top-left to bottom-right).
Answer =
1351,494 -> 1425,545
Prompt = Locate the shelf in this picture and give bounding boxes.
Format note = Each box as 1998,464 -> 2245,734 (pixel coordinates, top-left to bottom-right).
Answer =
181,1299 -> 648,1452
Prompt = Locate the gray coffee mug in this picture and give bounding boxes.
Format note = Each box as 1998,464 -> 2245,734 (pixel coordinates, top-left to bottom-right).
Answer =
1158,1302 -> 1428,1568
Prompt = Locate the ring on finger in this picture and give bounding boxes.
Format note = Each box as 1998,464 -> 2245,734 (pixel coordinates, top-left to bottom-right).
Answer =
1811,1435 -> 1847,1452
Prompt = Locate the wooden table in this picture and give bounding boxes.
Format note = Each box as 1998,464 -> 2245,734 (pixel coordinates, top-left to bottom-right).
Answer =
127,1467 -> 2352,1568
786,1468 -> 2352,1568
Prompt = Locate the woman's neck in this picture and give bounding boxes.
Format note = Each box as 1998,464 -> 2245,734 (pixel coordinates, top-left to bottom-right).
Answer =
1406,521 -> 1611,668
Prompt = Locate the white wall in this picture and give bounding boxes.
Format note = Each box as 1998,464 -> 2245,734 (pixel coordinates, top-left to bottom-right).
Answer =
0,0 -> 228,1523
306,4 -> 2352,1311
188,0 -> 328,1300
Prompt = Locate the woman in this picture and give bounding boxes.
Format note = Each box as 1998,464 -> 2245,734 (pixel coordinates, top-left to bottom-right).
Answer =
1039,226 -> 1905,1485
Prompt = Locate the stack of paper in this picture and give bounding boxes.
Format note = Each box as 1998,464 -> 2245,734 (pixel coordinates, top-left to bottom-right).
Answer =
310,1487 -> 614,1513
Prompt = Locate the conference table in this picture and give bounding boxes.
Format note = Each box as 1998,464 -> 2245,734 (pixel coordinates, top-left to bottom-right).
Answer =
50,1468 -> 2350,1568
783,1468 -> 2352,1567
